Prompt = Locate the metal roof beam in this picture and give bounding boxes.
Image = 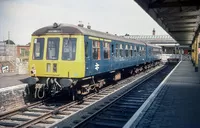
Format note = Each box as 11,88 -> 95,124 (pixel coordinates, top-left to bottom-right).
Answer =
149,1 -> 200,8
158,10 -> 200,17
166,23 -> 198,28
169,30 -> 195,33
169,28 -> 197,31
166,18 -> 200,23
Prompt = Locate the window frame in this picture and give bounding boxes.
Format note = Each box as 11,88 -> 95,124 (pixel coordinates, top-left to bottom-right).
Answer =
33,38 -> 44,60
103,41 -> 110,59
92,40 -> 101,60
62,38 -> 77,61
46,38 -> 60,60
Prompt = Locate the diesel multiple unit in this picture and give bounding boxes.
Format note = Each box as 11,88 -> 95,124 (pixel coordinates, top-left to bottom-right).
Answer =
27,23 -> 162,100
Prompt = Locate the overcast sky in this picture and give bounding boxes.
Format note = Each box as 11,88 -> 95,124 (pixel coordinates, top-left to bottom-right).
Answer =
0,0 -> 168,45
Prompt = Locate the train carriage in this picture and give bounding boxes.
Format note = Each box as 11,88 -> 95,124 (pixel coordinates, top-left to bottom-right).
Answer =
27,23 -> 162,100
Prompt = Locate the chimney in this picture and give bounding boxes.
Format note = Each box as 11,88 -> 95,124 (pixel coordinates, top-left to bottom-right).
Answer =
152,28 -> 155,36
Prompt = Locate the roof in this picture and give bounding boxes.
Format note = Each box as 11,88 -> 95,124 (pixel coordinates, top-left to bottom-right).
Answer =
134,0 -> 200,46
32,24 -> 145,45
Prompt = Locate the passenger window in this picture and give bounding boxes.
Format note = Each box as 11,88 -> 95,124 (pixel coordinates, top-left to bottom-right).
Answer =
134,45 -> 137,57
33,38 -> 44,60
62,38 -> 76,60
92,41 -> 100,60
111,44 -> 114,56
116,44 -> 120,57
85,42 -> 88,58
129,45 -> 133,57
47,38 -> 60,60
120,44 -> 123,57
103,42 -> 110,59
125,45 -> 128,57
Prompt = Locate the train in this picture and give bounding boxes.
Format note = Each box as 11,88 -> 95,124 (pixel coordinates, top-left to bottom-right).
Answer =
26,23 -> 162,101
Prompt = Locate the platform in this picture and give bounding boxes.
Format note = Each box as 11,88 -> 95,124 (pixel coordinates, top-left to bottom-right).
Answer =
0,72 -> 29,89
132,61 -> 200,128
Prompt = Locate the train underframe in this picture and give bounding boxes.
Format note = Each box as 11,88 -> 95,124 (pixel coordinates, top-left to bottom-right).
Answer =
25,60 -> 161,101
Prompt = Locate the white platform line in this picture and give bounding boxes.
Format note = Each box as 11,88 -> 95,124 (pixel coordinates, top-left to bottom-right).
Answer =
123,61 -> 182,128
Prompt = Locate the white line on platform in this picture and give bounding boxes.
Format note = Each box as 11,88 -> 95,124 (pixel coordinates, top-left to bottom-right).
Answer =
123,61 -> 182,128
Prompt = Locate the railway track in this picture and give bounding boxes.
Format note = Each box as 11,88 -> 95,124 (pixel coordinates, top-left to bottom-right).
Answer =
72,64 -> 175,128
0,64 -> 172,128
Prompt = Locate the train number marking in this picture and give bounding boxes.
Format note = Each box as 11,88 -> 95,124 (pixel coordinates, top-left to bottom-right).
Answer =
95,63 -> 100,71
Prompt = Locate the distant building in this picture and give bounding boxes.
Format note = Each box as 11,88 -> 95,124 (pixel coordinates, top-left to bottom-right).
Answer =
0,41 -> 6,55
16,45 -> 30,58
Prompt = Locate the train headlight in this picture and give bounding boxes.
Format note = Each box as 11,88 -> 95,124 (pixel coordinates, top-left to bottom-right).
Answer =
31,66 -> 36,76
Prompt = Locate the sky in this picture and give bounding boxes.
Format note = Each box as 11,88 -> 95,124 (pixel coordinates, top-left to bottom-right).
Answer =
0,0 -> 168,45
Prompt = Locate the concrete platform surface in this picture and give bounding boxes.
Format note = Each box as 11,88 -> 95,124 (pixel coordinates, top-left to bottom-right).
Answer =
135,61 -> 200,128
0,72 -> 29,88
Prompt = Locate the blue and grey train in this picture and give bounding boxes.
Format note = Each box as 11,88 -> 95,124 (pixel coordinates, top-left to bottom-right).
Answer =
27,23 -> 162,100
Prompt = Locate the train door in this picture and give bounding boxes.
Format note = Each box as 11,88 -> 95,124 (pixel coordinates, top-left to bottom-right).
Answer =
91,39 -> 102,75
101,41 -> 111,73
110,42 -> 115,70
146,46 -> 150,63
84,38 -> 91,76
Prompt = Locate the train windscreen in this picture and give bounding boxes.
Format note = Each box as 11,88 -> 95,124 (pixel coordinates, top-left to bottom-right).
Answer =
33,38 -> 44,60
62,38 -> 76,60
47,38 -> 60,60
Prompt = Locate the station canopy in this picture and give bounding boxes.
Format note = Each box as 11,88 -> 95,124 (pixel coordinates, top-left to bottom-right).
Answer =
134,0 -> 200,46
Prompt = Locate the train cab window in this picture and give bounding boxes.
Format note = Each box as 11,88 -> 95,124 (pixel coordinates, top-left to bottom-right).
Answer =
62,38 -> 76,60
119,44 -> 123,57
125,45 -> 128,57
92,41 -> 100,60
47,38 -> 60,60
129,45 -> 133,57
103,42 -> 110,59
33,38 -> 44,60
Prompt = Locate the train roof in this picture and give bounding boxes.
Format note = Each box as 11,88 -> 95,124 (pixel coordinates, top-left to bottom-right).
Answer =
32,23 -> 145,45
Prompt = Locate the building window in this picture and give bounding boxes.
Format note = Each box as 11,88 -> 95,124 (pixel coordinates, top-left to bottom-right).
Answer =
103,42 -> 110,59
92,41 -> 100,60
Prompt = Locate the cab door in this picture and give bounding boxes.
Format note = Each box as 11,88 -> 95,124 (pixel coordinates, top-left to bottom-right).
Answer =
46,37 -> 60,75
84,37 -> 92,76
